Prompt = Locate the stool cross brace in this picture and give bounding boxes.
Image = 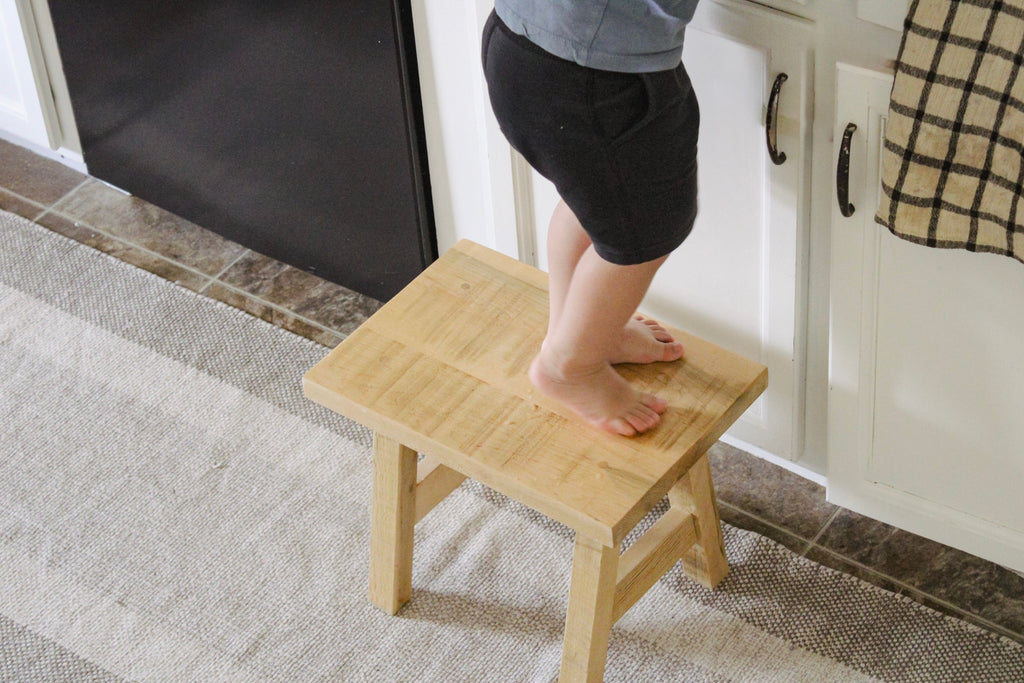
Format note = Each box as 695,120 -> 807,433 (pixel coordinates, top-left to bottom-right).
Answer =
368,432 -> 729,682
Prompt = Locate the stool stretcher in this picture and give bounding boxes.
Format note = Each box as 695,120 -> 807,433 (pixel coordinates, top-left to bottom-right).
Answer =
414,455 -> 467,523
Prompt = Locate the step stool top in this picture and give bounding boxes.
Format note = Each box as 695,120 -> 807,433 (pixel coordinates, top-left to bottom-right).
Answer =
304,240 -> 767,546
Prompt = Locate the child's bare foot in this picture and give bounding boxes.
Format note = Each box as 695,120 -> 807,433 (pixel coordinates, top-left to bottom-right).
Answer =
529,352 -> 668,436
609,316 -> 685,365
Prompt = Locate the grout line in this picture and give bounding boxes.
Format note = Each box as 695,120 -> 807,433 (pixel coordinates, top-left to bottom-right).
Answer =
32,203 -> 347,341
200,249 -> 252,293
201,279 -> 348,339
804,507 -> 842,553
49,178 -> 92,209
804,544 -> 1023,643
37,206 -> 210,274
30,205 -> 346,339
30,180 -> 350,339
30,178 -> 92,224
722,498 -> 1023,642
6,179 -> 358,340
718,500 -> 809,547
1,186 -> 57,222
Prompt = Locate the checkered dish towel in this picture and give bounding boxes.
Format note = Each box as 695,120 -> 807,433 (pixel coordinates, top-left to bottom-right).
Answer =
877,0 -> 1024,262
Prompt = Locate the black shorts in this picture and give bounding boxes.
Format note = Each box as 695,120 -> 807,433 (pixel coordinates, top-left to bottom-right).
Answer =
481,11 -> 700,265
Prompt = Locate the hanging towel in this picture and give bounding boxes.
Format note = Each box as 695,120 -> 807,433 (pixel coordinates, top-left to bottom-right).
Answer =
876,0 -> 1024,262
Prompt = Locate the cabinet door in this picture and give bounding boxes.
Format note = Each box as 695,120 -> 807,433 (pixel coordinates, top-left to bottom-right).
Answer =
828,65 -> 1024,572
0,0 -> 52,147
645,1 -> 813,460
856,0 -> 909,31
526,0 -> 813,461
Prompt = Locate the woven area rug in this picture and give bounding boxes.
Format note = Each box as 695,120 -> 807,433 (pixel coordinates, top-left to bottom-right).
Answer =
1,209 -> 1022,682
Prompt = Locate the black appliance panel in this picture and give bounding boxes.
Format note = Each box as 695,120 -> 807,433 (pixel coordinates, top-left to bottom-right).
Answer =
49,0 -> 436,301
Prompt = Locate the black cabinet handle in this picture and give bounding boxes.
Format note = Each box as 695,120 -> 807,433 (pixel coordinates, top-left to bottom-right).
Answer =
837,122 -> 857,217
766,73 -> 788,165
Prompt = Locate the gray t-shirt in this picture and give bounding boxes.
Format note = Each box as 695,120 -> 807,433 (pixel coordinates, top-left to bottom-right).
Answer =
494,0 -> 700,73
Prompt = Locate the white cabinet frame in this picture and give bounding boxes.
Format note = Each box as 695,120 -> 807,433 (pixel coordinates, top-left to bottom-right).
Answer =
828,64 -> 1024,573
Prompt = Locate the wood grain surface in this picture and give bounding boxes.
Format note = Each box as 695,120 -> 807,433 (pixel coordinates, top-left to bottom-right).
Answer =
304,240 -> 767,546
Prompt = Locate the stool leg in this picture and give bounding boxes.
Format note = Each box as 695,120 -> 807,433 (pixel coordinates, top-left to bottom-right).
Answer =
560,534 -> 619,683
669,453 -> 729,588
369,432 -> 418,614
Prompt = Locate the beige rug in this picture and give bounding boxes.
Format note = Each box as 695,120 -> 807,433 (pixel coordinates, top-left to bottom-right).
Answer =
1,209 -> 1022,682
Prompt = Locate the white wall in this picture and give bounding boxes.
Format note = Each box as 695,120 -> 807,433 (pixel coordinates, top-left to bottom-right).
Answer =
0,0 -> 84,169
411,0 -> 520,259
0,0 -> 52,148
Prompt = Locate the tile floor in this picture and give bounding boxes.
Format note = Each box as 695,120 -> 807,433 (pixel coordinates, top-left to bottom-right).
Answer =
2,137 -> 1022,646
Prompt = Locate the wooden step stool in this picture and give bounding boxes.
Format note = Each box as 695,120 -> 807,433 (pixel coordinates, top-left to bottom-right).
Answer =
303,240 -> 767,682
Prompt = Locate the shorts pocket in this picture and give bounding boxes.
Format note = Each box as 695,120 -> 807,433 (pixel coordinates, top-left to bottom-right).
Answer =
481,12 -> 496,72
590,71 -> 652,144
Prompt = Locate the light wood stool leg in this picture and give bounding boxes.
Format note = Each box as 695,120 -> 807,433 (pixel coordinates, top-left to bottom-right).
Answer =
560,534 -> 619,683
668,453 -> 729,588
369,432 -> 418,614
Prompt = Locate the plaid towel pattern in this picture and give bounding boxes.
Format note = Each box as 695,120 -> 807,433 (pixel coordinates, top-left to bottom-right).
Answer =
876,0 -> 1024,262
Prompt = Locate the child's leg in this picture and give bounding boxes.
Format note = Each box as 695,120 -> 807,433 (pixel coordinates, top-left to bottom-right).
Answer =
547,200 -> 685,366
530,246 -> 673,436
546,200 -> 592,341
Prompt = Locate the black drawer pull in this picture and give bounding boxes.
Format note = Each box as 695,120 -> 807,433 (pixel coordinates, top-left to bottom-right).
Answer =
837,122 -> 857,217
766,73 -> 788,165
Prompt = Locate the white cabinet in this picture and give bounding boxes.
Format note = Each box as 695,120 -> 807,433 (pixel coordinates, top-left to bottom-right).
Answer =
856,0 -> 909,32
828,65 -> 1024,573
0,0 -> 53,147
648,0 -> 813,461
524,0 -> 814,461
